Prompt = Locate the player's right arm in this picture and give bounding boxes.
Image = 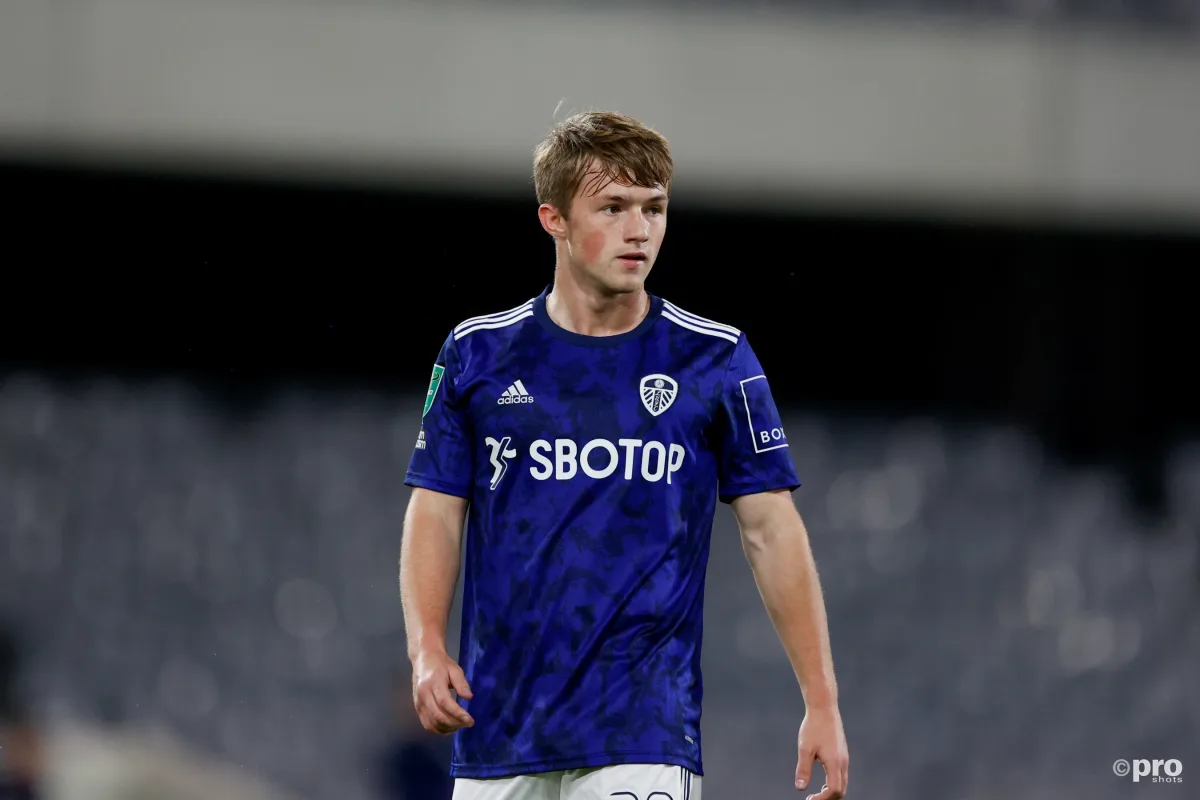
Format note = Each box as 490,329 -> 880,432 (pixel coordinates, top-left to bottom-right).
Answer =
401,487 -> 474,734
401,331 -> 477,735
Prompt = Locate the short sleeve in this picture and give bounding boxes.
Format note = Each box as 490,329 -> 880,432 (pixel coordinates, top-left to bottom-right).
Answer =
404,332 -> 474,498
713,335 -> 801,504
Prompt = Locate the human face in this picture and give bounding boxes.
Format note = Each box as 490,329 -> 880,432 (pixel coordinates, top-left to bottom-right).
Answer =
558,171 -> 668,295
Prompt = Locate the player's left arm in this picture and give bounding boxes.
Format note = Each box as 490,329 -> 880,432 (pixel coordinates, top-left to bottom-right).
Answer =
732,489 -> 849,799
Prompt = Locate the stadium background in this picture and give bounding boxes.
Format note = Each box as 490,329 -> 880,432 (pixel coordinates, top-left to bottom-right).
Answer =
1,1 -> 1198,799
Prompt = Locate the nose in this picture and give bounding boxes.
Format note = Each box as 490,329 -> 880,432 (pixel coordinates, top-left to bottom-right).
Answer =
623,211 -> 650,244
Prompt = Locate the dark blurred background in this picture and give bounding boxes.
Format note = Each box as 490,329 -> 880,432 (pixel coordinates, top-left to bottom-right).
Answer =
5,161 -> 1196,511
2,1 -> 1199,798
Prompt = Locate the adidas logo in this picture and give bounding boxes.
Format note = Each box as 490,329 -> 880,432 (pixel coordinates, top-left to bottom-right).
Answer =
497,380 -> 535,405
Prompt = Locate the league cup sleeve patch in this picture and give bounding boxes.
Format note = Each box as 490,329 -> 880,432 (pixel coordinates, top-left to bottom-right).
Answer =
423,364 -> 446,417
740,375 -> 788,453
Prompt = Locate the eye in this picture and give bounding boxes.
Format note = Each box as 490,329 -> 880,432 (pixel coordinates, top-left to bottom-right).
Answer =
647,206 -> 663,216
603,205 -> 620,215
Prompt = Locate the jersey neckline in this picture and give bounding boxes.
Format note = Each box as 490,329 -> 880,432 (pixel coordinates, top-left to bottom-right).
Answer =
532,284 -> 663,347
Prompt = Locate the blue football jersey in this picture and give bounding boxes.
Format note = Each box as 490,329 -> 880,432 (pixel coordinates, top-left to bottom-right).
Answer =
404,286 -> 800,779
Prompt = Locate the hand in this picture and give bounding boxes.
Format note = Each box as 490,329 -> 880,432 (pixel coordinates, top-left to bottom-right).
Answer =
411,649 -> 475,735
795,705 -> 849,798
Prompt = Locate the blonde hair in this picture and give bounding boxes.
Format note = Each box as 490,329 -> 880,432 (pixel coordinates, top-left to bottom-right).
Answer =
533,111 -> 673,219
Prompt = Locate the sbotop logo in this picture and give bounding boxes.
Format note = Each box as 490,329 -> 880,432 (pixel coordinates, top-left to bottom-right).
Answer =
1113,758 -> 1183,783
483,435 -> 687,490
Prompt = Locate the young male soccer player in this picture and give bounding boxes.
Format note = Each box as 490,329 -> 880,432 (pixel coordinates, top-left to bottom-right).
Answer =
401,111 -> 849,800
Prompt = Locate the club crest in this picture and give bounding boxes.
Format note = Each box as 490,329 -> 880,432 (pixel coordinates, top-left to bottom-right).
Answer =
639,373 -> 678,417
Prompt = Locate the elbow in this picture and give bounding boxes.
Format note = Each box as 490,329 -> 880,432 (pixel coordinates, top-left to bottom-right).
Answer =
733,490 -> 804,557
739,522 -> 776,557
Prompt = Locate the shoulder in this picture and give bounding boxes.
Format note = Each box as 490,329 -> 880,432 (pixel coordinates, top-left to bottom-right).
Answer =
451,297 -> 538,343
438,296 -> 538,377
659,298 -> 743,346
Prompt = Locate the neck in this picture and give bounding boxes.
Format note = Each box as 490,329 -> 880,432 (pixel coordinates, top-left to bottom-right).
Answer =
546,264 -> 649,337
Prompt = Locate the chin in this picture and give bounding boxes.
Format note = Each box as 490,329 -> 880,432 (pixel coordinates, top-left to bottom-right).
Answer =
605,270 -> 648,293
605,279 -> 643,296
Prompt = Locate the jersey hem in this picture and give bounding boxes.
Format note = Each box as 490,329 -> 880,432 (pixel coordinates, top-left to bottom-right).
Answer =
719,479 -> 802,504
404,473 -> 472,499
449,751 -> 704,779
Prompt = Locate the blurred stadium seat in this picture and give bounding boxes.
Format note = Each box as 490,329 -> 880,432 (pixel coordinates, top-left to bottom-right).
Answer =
0,374 -> 1195,799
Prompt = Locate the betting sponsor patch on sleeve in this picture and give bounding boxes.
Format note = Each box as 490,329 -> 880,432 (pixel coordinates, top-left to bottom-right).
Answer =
739,375 -> 788,453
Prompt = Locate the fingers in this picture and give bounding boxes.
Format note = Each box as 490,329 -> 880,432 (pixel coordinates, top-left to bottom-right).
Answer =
802,754 -> 849,799
449,663 -> 474,700
414,665 -> 476,735
417,697 -> 470,734
825,750 -> 849,798
806,784 -> 837,800
416,685 -> 465,734
417,697 -> 460,735
795,742 -> 816,791
432,680 -> 475,728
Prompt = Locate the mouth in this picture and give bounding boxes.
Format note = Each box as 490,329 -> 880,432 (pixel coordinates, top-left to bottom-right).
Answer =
617,252 -> 647,266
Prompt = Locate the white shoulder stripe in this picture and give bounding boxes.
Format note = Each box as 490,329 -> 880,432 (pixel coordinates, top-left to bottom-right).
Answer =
662,301 -> 740,336
454,299 -> 535,333
454,310 -> 534,340
662,309 -> 739,344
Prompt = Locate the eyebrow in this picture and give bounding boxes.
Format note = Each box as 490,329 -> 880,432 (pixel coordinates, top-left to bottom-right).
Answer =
599,193 -> 669,204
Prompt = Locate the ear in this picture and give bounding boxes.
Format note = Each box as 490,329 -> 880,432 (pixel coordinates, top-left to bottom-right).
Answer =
538,203 -> 568,240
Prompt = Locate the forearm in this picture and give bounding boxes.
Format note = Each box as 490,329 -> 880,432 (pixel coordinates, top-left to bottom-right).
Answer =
400,493 -> 465,659
743,516 -> 838,709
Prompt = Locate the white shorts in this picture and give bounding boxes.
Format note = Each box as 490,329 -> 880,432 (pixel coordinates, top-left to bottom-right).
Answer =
453,763 -> 701,800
